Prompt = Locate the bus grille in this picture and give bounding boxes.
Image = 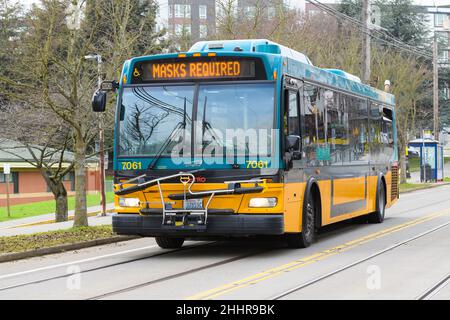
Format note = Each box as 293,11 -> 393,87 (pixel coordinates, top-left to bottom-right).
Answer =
391,166 -> 399,200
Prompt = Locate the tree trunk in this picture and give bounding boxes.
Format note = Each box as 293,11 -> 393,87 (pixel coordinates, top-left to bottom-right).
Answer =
73,135 -> 88,227
39,168 -> 69,222
55,187 -> 68,222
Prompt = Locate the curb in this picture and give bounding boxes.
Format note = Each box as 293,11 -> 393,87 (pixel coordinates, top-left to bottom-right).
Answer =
400,182 -> 450,195
0,235 -> 139,263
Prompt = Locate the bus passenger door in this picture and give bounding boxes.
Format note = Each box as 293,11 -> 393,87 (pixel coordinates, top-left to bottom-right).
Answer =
283,84 -> 305,233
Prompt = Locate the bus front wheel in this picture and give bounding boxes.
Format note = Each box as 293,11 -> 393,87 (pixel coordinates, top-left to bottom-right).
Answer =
286,193 -> 316,248
155,236 -> 185,249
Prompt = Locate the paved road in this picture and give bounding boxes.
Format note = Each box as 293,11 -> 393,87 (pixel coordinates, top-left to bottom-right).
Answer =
1,186 -> 450,300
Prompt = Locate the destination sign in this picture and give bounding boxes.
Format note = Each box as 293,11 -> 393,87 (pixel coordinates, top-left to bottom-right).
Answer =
132,57 -> 265,82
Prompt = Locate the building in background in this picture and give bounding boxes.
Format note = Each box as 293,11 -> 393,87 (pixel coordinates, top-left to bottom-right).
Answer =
156,0 -> 216,42
0,140 -> 101,206
236,0 -> 286,20
155,0 -> 303,44
304,0 -> 337,16
421,5 -> 450,65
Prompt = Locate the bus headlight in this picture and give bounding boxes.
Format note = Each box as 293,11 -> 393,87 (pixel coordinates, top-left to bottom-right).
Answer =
249,197 -> 277,208
119,197 -> 140,207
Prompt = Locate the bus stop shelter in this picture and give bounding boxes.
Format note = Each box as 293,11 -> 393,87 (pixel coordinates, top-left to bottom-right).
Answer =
408,138 -> 444,182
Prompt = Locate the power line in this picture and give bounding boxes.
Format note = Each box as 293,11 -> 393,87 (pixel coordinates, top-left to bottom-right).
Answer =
310,0 -> 433,59
306,0 -> 433,60
307,0 -> 432,58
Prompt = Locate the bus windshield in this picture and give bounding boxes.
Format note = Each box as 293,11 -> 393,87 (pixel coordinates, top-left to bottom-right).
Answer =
118,82 -> 275,163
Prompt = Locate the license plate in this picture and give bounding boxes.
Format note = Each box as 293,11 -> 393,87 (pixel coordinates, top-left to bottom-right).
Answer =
184,198 -> 203,210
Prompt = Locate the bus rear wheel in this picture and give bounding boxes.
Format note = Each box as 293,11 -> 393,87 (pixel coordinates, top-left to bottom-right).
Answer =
286,193 -> 316,248
368,182 -> 386,224
155,236 -> 185,249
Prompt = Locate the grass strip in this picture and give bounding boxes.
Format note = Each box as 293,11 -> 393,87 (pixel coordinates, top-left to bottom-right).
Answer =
0,225 -> 115,254
399,182 -> 432,193
0,192 -> 115,222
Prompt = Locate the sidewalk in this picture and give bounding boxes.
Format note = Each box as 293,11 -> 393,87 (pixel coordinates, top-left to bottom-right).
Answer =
0,203 -> 115,237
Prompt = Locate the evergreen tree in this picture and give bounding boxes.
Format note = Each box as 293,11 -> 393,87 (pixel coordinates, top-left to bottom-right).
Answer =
377,0 -> 429,47
338,0 -> 362,20
338,0 -> 430,47
0,0 -> 24,107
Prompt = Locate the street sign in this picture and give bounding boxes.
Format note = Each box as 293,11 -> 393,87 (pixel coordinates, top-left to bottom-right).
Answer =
3,163 -> 10,174
100,80 -> 118,92
2,163 -> 11,218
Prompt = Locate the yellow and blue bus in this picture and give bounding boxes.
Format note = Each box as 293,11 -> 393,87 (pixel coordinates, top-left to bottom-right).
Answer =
93,39 -> 399,249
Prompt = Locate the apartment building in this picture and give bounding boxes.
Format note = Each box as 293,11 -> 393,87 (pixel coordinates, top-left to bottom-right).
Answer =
236,0 -> 286,20
156,0 -> 216,41
422,5 -> 450,64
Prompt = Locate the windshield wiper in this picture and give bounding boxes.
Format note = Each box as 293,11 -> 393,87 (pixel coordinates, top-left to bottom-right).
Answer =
148,98 -> 187,170
201,96 -> 224,148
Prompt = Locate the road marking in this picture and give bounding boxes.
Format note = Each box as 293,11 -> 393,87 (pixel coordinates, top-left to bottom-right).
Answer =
417,273 -> 450,300
187,209 -> 450,300
0,244 -> 159,280
271,220 -> 450,300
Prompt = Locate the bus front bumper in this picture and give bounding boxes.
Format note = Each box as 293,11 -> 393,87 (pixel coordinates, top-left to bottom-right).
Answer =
112,214 -> 284,237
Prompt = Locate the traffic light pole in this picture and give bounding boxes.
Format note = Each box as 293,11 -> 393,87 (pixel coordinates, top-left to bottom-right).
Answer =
97,57 -> 106,217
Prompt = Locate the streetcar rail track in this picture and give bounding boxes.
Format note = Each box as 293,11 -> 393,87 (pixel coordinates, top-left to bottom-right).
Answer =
417,273 -> 450,300
0,241 -> 215,292
270,220 -> 450,300
87,249 -> 272,300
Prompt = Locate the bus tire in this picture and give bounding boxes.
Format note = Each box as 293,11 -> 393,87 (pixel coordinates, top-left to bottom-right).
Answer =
286,191 -> 316,248
155,236 -> 185,249
368,181 -> 386,224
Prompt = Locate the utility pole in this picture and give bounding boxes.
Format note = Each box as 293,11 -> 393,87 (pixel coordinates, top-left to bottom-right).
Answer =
433,30 -> 440,139
362,0 -> 371,84
98,57 -> 106,217
85,54 -> 106,217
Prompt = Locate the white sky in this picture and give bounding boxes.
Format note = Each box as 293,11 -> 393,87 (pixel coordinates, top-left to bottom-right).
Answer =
18,0 -> 35,9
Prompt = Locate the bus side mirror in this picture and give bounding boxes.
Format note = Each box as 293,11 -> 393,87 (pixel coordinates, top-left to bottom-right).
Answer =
120,104 -> 125,121
92,90 -> 107,112
286,135 -> 301,160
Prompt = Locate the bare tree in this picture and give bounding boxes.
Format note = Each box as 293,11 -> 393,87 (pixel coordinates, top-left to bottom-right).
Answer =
0,104 -> 75,222
0,0 -> 166,226
373,50 -> 431,183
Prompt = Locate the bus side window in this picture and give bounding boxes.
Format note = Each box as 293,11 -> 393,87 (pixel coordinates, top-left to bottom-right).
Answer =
287,90 -> 300,136
302,84 -> 326,166
326,90 -> 348,165
382,106 -> 395,158
347,96 -> 369,163
369,101 -> 382,164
